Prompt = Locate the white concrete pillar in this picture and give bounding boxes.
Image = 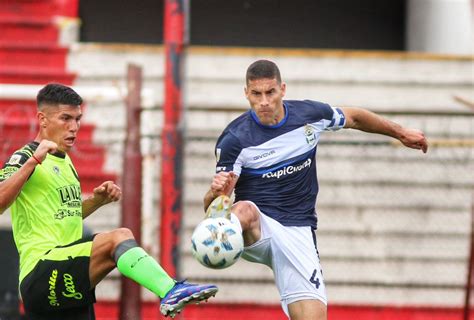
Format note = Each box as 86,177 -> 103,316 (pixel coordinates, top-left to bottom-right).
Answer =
407,0 -> 473,54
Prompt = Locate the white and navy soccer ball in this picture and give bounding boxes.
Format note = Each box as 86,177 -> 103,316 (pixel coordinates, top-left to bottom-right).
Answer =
191,217 -> 244,269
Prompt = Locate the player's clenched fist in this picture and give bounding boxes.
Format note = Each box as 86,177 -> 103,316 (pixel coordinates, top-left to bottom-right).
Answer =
92,181 -> 122,205
399,128 -> 428,153
211,171 -> 237,197
33,139 -> 58,162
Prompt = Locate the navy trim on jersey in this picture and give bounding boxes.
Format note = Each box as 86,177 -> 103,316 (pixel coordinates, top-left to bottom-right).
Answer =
250,103 -> 289,129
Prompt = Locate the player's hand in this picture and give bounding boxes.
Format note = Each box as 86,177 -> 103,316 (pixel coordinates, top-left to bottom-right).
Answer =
211,171 -> 237,197
92,181 -> 122,206
34,139 -> 58,162
399,128 -> 428,153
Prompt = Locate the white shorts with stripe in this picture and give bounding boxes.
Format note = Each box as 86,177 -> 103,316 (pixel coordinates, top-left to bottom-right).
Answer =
240,201 -> 327,316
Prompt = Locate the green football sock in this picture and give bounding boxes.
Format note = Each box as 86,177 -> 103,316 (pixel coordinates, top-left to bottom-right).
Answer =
116,245 -> 175,298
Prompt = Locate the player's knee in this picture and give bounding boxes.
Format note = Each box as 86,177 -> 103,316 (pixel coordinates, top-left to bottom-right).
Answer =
93,228 -> 136,262
112,227 -> 134,244
232,201 -> 259,229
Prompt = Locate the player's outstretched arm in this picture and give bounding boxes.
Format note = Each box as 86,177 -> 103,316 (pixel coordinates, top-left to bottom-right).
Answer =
341,107 -> 428,153
82,181 -> 121,219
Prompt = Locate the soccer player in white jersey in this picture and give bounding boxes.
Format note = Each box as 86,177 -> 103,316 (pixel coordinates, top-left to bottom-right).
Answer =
203,59 -> 428,320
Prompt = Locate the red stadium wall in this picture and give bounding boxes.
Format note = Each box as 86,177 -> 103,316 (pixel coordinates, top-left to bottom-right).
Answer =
0,0 -> 78,83
94,302 -> 463,320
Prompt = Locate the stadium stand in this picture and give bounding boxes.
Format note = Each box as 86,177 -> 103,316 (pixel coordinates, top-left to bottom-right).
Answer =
0,0 -> 116,194
66,44 -> 473,319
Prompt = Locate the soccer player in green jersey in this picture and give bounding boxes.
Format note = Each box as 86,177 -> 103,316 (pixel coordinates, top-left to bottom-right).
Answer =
0,83 -> 217,319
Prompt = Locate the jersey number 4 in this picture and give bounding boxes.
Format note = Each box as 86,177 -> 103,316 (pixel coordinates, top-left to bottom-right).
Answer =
309,269 -> 320,289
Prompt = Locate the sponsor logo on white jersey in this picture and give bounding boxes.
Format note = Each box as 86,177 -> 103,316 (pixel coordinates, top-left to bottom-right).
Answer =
253,150 -> 276,161
262,158 -> 312,179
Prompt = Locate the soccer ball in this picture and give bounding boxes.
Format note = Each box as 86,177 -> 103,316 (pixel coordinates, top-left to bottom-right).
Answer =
191,218 -> 244,269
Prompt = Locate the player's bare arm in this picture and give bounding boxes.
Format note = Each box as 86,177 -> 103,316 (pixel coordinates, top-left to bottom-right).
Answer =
341,107 -> 428,153
0,159 -> 38,214
0,139 -> 58,214
203,171 -> 238,211
82,181 -> 121,219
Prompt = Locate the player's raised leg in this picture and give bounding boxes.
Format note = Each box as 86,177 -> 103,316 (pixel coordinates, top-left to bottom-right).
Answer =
89,228 -> 218,318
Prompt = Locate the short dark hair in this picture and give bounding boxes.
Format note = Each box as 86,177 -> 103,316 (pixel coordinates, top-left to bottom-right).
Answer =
246,59 -> 282,84
37,83 -> 83,109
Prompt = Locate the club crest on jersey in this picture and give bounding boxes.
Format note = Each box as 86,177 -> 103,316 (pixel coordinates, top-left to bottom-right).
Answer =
53,166 -> 60,175
304,124 -> 316,146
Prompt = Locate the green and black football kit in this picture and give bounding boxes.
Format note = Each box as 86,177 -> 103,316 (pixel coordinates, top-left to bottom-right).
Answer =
1,141 -> 184,319
0,142 -> 96,319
